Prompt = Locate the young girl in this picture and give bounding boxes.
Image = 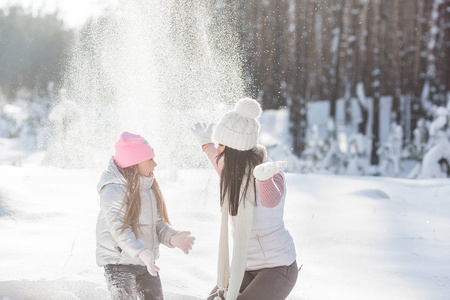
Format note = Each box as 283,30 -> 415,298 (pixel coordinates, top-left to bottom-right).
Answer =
96,131 -> 195,300
192,98 -> 298,300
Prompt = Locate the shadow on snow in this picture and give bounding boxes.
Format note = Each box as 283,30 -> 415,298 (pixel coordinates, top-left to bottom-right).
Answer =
0,280 -> 203,300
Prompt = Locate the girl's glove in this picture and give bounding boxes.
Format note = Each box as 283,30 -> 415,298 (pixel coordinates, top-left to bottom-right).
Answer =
207,286 -> 227,300
138,249 -> 160,276
253,161 -> 287,181
213,288 -> 227,300
170,231 -> 196,254
191,122 -> 214,146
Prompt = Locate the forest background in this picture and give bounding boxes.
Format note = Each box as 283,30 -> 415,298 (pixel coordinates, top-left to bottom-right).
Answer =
0,0 -> 449,176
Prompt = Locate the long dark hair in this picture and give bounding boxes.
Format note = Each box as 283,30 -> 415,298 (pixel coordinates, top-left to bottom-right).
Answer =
217,146 -> 264,216
117,164 -> 170,238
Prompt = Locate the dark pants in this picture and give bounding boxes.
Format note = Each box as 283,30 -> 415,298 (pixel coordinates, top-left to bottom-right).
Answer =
208,261 -> 298,300
104,264 -> 164,300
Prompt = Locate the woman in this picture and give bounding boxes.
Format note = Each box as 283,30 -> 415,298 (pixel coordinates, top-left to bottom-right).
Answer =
192,98 -> 298,300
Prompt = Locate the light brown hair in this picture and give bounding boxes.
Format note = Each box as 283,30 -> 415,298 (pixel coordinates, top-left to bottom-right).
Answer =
117,164 -> 170,238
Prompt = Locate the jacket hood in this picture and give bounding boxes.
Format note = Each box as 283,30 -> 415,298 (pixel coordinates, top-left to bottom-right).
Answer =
97,158 -> 127,194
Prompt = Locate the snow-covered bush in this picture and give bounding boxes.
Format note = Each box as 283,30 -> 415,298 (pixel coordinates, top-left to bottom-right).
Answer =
405,118 -> 428,160
1,101 -> 29,138
419,106 -> 450,178
320,119 -> 347,174
300,124 -> 324,171
0,84 -> 55,151
346,133 -> 370,176
22,92 -> 52,151
376,123 -> 403,177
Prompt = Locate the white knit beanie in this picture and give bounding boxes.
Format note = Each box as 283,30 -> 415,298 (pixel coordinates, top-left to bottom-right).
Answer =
213,98 -> 262,151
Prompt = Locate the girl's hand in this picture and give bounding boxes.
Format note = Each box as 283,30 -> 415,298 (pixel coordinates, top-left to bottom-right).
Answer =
191,122 -> 214,146
253,161 -> 287,181
138,249 -> 160,276
170,231 -> 196,254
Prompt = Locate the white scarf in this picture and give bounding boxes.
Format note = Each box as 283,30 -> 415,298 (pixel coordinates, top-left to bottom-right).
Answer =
139,174 -> 154,190
216,173 -> 256,300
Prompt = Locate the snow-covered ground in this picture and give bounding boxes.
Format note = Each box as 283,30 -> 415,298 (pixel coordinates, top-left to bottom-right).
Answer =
0,99 -> 449,299
0,157 -> 449,299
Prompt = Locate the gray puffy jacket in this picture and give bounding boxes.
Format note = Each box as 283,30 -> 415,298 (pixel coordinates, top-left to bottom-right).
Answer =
96,158 -> 177,266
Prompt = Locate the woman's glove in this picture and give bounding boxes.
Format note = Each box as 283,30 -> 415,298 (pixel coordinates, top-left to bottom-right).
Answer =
138,249 -> 160,276
253,161 -> 287,181
191,122 -> 214,146
170,231 -> 196,254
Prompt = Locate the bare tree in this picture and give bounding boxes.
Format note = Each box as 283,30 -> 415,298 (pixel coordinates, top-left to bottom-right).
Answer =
290,0 -> 314,155
391,0 -> 402,125
355,0 -> 370,135
370,0 -> 382,165
329,0 -> 346,120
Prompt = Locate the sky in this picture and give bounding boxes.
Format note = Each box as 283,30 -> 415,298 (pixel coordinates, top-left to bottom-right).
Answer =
0,0 -> 119,28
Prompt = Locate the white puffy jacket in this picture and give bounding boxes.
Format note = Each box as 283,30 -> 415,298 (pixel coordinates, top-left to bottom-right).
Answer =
96,158 -> 176,266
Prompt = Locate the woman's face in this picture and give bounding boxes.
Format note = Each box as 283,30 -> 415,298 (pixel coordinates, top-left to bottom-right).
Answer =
137,158 -> 157,177
217,144 -> 225,155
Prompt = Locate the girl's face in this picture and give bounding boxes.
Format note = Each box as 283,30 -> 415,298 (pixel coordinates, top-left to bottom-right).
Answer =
137,158 -> 157,177
217,144 -> 225,155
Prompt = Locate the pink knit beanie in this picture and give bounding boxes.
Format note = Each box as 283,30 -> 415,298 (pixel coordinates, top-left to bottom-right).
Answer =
113,131 -> 155,168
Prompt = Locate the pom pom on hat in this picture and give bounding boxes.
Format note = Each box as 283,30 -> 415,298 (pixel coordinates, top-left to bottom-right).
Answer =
213,98 -> 262,151
235,97 -> 262,119
113,131 -> 155,168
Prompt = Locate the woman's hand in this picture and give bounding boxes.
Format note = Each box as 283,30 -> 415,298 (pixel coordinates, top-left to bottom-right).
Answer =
170,231 -> 196,254
191,122 -> 214,146
253,161 -> 287,181
138,249 -> 160,276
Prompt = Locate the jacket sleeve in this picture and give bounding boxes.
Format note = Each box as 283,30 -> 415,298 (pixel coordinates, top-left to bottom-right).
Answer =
155,210 -> 178,248
99,184 -> 147,259
202,143 -> 224,175
226,202 -> 254,300
256,172 -> 285,208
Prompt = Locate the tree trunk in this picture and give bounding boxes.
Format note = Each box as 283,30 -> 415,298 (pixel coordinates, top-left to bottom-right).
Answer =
342,0 -> 354,125
391,0 -> 402,125
421,0 -> 443,115
290,0 -> 311,156
355,0 -> 370,135
412,0 -> 425,96
434,0 -> 450,106
329,0 -> 346,121
370,0 -> 382,165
